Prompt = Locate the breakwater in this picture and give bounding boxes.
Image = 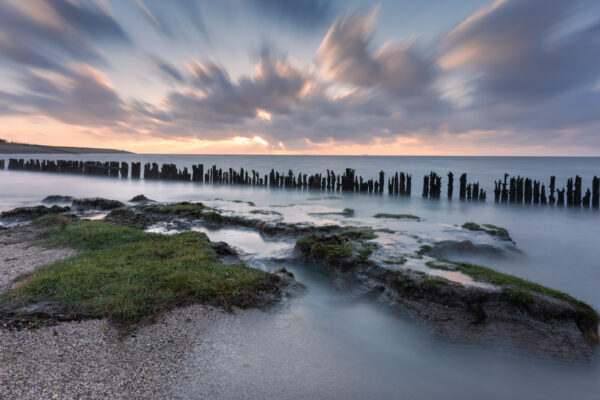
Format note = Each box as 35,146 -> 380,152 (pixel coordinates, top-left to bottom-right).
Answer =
2,158 -> 599,208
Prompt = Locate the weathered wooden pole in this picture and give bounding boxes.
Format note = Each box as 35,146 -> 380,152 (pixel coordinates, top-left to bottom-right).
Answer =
574,176 -> 582,207
557,188 -> 565,206
459,173 -> 467,200
399,172 -> 406,195
549,176 -> 556,205
592,176 -> 599,209
447,172 -> 454,199
494,180 -> 501,203
120,162 -> 129,178
541,184 -> 547,204
566,178 -> 574,206
533,180 -> 540,204
501,173 -> 508,203
422,175 -> 429,198
509,177 -> 516,203
583,189 -> 591,208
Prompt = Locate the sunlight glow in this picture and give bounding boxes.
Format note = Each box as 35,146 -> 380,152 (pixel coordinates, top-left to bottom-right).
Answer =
256,109 -> 272,122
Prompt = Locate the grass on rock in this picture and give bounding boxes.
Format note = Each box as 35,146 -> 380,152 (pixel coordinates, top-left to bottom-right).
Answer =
374,213 -> 420,221
425,259 -> 599,325
143,202 -> 204,215
1,221 -> 279,326
462,222 -> 510,238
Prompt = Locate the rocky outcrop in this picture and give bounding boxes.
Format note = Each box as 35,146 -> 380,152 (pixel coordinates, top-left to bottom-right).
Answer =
296,232 -> 599,360
72,198 -> 124,210
422,240 -> 522,259
42,195 -> 74,203
104,209 -> 158,230
0,205 -> 70,220
128,194 -> 155,203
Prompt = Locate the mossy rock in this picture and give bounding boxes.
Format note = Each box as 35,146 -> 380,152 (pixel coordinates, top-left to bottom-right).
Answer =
72,198 -> 124,211
142,202 -> 204,216
374,213 -> 420,221
1,205 -> 70,220
462,222 -> 510,239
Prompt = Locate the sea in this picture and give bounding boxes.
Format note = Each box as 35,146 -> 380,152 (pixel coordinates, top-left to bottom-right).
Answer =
1,155 -> 599,399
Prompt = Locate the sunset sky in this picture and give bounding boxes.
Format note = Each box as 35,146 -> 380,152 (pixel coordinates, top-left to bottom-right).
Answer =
0,0 -> 599,155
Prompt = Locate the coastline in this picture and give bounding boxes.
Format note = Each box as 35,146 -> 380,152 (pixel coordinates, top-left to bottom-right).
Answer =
1,197 -> 598,398
0,143 -> 132,155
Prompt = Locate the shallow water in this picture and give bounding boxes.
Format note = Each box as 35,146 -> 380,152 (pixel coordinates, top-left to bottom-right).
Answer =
1,155 -> 600,398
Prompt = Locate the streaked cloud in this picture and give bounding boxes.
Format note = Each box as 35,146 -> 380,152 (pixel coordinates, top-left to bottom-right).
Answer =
0,0 -> 598,155
317,8 -> 436,97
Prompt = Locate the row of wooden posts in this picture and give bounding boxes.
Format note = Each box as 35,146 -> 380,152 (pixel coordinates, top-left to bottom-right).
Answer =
2,158 -> 599,208
493,174 -> 600,208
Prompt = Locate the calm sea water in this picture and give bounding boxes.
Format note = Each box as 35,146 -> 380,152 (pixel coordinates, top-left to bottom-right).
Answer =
1,155 -> 599,399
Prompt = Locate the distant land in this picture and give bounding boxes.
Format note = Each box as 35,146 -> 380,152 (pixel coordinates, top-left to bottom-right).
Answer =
0,139 -> 132,155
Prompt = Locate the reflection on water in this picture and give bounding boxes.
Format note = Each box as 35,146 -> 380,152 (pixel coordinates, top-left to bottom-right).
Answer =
192,226 -> 292,260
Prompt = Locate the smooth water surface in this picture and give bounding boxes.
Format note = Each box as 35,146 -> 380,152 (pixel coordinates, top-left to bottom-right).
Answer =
1,155 -> 599,399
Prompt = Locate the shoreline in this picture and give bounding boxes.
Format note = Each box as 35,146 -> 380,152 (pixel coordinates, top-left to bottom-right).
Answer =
0,197 -> 598,397
0,143 -> 132,155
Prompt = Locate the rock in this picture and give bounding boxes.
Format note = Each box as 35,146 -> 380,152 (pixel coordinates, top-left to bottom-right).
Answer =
0,205 -> 70,220
42,195 -> 74,203
104,209 -> 157,230
425,240 -> 521,259
210,241 -> 237,257
295,232 -> 598,360
72,198 -> 124,210
129,194 -> 154,203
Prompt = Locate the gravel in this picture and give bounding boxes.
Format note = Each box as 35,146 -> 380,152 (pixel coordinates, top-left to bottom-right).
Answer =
0,304 -> 230,399
0,226 -> 75,293
0,225 -> 233,399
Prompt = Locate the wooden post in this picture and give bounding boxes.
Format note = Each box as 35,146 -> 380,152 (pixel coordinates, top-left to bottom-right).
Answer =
557,188 -> 565,206
459,173 -> 467,200
509,177 -> 516,203
422,175 -> 429,198
549,176 -> 556,205
583,189 -> 591,208
592,176 -> 599,209
447,172 -> 454,199
574,176 -> 582,207
541,184 -> 547,204
399,172 -> 405,195
494,180 -> 501,203
501,173 -> 508,203
120,162 -> 128,178
533,180 -> 540,204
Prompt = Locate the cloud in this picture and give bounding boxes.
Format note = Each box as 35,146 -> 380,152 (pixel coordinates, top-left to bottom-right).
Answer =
441,0 -> 600,101
131,0 -> 207,39
317,8 -> 436,98
0,65 -> 126,126
0,0 -> 599,155
0,0 -> 129,72
148,56 -> 185,84
45,0 -> 129,42
160,52 -> 314,131
249,0 -> 333,29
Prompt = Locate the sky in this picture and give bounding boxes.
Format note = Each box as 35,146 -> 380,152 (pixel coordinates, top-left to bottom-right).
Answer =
0,0 -> 599,155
